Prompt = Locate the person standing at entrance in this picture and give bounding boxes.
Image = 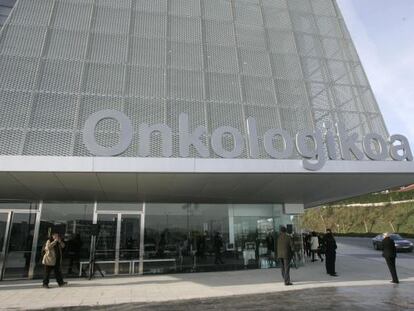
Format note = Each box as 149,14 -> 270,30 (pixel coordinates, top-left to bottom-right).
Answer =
42,233 -> 67,288
67,233 -> 82,275
323,229 -> 338,276
310,231 -> 323,262
382,233 -> 399,284
277,226 -> 294,286
214,232 -> 224,264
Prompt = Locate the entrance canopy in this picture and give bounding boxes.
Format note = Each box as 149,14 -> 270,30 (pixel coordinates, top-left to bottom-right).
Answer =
0,156 -> 413,208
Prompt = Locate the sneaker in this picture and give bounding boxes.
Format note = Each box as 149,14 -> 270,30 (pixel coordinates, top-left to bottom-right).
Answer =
330,273 -> 338,277
285,282 -> 293,286
42,284 -> 49,289
58,282 -> 68,287
391,280 -> 399,284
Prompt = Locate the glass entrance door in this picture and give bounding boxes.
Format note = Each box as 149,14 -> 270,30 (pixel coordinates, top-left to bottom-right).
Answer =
1,212 -> 36,280
95,214 -> 117,275
119,215 -> 140,274
95,213 -> 141,275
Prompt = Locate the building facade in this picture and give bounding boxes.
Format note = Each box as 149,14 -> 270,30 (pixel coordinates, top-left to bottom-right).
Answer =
0,0 -> 413,280
0,0 -> 15,29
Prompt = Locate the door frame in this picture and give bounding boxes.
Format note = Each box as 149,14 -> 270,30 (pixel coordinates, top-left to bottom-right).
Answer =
0,211 -> 12,281
0,207 -> 39,280
93,202 -> 145,275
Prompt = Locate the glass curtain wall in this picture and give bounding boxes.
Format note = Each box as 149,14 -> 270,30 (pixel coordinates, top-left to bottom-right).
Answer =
33,203 -> 94,279
1,201 -> 300,279
3,212 -> 37,279
0,202 -> 38,280
144,203 -> 296,274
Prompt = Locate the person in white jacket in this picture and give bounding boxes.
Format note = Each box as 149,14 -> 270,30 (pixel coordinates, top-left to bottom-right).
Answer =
310,231 -> 323,262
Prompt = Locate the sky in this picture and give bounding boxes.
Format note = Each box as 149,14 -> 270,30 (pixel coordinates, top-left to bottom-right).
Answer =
336,0 -> 414,146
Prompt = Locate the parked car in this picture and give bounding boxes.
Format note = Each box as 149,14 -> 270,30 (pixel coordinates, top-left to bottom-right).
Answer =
372,233 -> 414,252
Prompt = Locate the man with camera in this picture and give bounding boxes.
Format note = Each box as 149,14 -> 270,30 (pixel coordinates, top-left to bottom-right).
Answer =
42,232 -> 68,288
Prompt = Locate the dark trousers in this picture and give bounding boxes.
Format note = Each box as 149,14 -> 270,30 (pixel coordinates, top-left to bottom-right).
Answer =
311,250 -> 322,261
43,265 -> 64,286
325,252 -> 336,275
214,250 -> 224,264
279,258 -> 291,284
385,257 -> 399,283
68,255 -> 80,274
304,246 -> 311,257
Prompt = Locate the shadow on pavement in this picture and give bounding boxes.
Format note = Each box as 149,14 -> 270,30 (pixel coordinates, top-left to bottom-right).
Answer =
35,283 -> 414,311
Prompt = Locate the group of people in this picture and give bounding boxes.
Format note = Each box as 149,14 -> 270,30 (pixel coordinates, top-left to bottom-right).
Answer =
41,228 -> 400,288
303,231 -> 338,276
277,227 -> 338,286
303,231 -> 324,262
277,227 -> 400,286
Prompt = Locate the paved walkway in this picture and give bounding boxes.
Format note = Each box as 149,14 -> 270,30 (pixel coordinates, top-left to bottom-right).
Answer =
0,242 -> 413,310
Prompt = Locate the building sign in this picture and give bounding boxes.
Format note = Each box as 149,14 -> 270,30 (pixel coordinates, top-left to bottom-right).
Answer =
83,110 -> 413,171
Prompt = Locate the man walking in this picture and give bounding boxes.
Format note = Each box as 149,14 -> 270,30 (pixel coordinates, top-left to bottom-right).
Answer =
382,233 -> 399,284
277,226 -> 294,286
323,229 -> 338,276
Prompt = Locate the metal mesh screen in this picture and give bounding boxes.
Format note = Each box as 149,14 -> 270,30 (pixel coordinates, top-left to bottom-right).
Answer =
0,0 -> 389,160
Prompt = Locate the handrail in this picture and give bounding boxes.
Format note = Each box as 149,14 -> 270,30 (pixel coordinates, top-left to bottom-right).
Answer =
79,258 -> 177,276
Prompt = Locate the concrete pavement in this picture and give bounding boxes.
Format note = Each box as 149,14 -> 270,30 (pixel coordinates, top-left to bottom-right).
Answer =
0,241 -> 413,310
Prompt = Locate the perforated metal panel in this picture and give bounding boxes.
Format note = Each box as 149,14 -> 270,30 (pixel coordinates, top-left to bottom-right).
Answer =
0,1 -> 16,29
0,0 -> 389,160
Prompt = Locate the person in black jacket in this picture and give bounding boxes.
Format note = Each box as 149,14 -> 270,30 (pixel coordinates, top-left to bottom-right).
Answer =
323,229 -> 338,276
382,233 -> 399,284
214,232 -> 224,264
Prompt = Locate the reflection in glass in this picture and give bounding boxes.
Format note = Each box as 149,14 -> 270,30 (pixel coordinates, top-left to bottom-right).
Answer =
144,204 -> 233,274
234,216 -> 275,268
97,203 -> 143,212
0,213 -> 8,253
95,214 -> 117,275
94,214 -> 141,275
144,203 -> 297,274
3,213 -> 36,279
0,201 -> 299,278
0,202 -> 38,210
34,203 -> 94,278
119,215 -> 140,261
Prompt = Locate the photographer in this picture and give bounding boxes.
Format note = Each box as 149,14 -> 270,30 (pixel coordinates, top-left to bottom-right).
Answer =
42,232 -> 68,288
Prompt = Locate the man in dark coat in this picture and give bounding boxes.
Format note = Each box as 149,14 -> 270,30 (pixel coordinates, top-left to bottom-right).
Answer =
323,229 -> 338,276
214,232 -> 224,264
277,226 -> 294,286
382,233 -> 399,284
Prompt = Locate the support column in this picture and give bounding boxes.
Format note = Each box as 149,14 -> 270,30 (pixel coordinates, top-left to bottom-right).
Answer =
138,203 -> 146,275
115,213 -> 121,275
28,201 -> 43,279
0,212 -> 12,281
228,205 -> 235,246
